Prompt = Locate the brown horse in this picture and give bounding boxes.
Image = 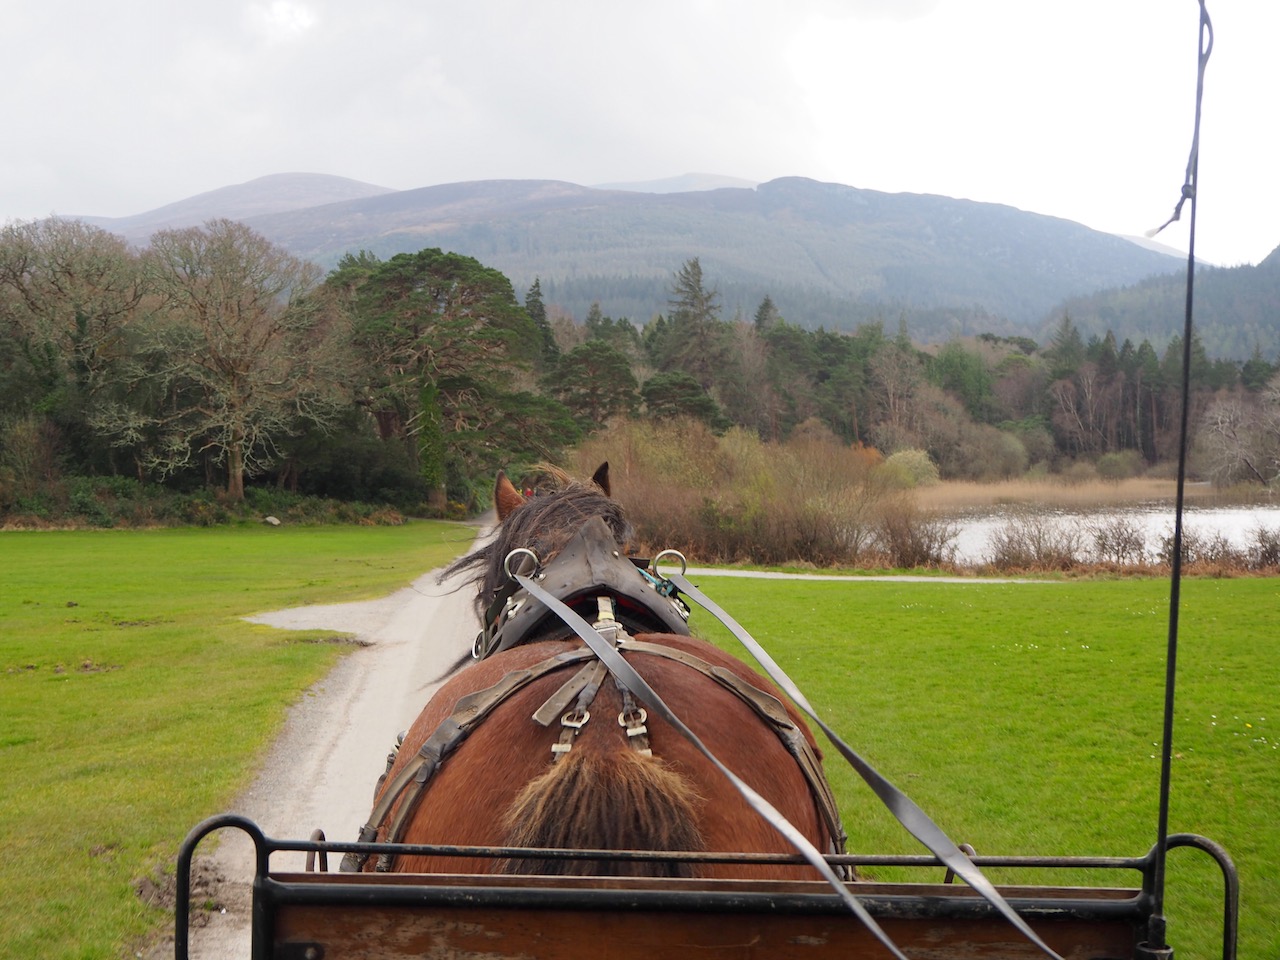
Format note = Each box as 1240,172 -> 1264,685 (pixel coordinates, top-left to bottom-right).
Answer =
347,463 -> 845,881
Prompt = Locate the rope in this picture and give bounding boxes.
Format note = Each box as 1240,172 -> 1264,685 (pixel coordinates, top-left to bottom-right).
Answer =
1144,3 -> 1213,955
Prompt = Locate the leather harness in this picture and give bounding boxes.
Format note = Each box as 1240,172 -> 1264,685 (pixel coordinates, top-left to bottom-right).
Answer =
341,520 -> 848,874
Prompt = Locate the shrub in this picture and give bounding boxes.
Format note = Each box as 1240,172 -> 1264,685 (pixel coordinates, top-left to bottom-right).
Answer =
1008,421 -> 1056,469
67,478 -> 115,528
1096,450 -> 1145,483
941,424 -> 1028,481
1158,525 -> 1248,569
873,496 -> 958,569
986,512 -> 1084,571
572,419 -> 898,566
1087,515 -> 1148,566
881,449 -> 940,488
278,418 -> 428,509
1058,460 -> 1098,485
1249,524 -> 1280,569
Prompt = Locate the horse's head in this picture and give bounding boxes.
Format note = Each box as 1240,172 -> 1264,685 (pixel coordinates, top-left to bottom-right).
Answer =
445,462 -> 629,611
483,461 -> 630,596
446,461 -> 689,658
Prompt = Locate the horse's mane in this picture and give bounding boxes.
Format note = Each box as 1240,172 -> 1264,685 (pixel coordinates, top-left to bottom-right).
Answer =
444,466 -> 634,617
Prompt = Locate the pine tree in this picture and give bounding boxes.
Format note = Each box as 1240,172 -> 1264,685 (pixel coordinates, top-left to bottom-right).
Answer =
753,294 -> 781,331
525,278 -> 559,363
660,258 -> 732,390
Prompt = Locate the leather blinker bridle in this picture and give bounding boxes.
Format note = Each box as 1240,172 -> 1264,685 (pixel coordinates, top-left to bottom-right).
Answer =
473,515 -> 693,660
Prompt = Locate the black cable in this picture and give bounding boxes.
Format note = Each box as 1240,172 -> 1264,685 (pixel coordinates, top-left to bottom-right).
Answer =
1142,3 -> 1213,954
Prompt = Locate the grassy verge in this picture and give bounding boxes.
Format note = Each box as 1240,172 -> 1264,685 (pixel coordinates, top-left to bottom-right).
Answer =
0,522 -> 476,959
690,575 -> 1277,959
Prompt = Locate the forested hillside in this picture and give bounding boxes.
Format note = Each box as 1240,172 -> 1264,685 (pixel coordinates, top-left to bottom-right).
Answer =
243,177 -> 1183,334
3,219 -> 1277,527
77,173 -> 1186,340
1053,245 -> 1280,359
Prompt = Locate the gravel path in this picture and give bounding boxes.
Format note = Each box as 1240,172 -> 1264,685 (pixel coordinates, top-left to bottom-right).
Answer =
160,531 -> 486,960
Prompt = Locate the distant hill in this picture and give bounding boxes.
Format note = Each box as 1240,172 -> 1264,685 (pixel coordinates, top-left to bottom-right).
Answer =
233,176 -> 1185,336
1051,243 -> 1280,360
78,172 -> 1197,343
75,172 -> 396,240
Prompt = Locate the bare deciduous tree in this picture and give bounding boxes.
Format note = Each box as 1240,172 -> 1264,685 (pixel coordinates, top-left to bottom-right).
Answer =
1198,380 -> 1280,487
0,218 -> 147,415
93,220 -> 348,499
868,340 -> 923,452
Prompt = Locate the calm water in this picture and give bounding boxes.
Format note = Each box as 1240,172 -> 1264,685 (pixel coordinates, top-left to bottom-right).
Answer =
947,503 -> 1280,566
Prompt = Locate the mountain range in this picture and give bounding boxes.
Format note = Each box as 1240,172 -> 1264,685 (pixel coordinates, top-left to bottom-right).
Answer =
75,172 -> 1279,356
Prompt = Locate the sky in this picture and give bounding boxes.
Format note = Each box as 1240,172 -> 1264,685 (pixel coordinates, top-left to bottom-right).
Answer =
3,0 -> 1276,267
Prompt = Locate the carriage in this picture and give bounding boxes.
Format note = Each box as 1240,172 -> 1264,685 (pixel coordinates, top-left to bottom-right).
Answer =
174,465 -> 1239,960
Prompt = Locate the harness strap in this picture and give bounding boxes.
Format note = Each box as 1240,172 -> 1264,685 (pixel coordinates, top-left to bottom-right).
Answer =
339,647 -> 599,873
616,682 -> 651,757
668,573 -> 1064,960
549,659 -> 610,760
532,659 -> 609,727
514,573 -> 914,960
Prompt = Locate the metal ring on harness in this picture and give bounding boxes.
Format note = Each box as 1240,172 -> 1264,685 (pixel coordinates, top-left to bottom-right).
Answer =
651,549 -> 687,577
504,547 -> 540,581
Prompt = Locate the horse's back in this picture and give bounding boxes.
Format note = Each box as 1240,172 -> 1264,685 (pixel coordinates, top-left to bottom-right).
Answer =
380,634 -> 829,878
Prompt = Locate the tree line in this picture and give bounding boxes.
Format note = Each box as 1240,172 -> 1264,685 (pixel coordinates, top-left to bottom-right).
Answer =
2,217 -> 1277,519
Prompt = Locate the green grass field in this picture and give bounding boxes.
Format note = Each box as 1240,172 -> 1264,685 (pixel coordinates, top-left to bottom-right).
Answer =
691,575 -> 1278,959
2,527 -> 1274,957
0,523 -> 477,959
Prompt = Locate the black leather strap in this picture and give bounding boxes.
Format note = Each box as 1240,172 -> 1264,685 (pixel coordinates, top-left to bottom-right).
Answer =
619,638 -> 847,860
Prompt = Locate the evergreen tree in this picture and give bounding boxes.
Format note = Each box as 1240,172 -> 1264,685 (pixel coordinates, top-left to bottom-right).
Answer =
641,371 -> 726,427
668,257 -> 720,328
928,340 -> 997,423
1045,313 -> 1086,379
659,257 -> 733,390
543,342 -> 639,430
343,248 -> 546,501
524,277 -> 559,364
753,294 -> 781,331
1242,344 -> 1276,392
583,302 -> 642,358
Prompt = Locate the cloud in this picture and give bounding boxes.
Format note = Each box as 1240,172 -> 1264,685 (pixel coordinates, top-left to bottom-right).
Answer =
245,2 -> 317,42
1,1 -> 1276,266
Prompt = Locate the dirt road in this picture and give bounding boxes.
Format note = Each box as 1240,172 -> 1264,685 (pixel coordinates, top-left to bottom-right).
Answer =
163,532 -> 485,960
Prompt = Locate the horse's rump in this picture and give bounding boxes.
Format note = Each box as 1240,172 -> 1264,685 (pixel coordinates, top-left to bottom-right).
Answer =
375,634 -> 832,879
502,749 -> 704,876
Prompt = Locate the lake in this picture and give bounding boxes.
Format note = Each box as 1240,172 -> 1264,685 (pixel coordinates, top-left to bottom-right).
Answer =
946,502 -> 1280,567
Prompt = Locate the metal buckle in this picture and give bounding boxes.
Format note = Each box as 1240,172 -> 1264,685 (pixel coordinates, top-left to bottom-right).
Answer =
618,707 -> 648,736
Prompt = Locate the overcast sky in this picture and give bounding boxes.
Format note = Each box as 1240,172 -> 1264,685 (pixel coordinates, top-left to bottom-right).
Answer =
3,1 -> 1274,267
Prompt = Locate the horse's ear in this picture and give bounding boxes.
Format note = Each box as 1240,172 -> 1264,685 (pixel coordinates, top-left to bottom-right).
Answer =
590,462 -> 610,497
494,471 -> 525,521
